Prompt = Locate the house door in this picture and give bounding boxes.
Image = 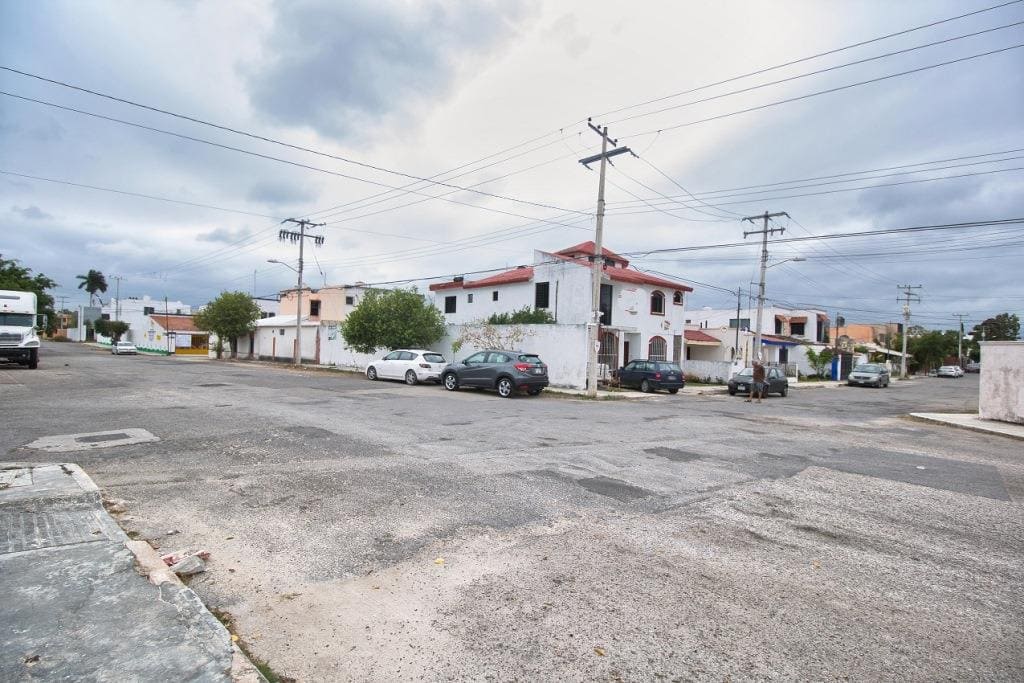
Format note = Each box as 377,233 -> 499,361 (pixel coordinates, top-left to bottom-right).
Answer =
599,284 -> 613,325
779,347 -> 789,363
623,341 -> 630,363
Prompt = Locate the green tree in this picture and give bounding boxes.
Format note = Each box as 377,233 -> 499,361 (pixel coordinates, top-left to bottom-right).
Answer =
487,306 -> 556,324
194,291 -> 261,359
93,318 -> 130,342
0,255 -> 58,334
341,288 -> 445,354
804,347 -> 834,378
75,269 -> 108,306
908,330 -> 958,371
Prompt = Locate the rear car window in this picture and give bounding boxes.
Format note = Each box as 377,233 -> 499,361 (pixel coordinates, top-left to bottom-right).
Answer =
517,354 -> 542,364
423,353 -> 445,363
656,363 -> 681,373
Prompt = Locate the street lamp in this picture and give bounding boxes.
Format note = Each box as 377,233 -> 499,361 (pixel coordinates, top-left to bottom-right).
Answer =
267,258 -> 303,365
752,256 -> 806,361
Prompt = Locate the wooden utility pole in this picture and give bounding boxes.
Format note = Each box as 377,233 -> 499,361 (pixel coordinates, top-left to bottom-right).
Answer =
952,312 -> 969,366
578,120 -> 631,397
741,211 -> 788,362
279,219 -> 325,366
897,285 -> 922,378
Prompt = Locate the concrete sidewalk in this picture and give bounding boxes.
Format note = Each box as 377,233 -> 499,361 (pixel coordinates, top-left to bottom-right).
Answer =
0,463 -> 255,681
909,413 -> 1024,441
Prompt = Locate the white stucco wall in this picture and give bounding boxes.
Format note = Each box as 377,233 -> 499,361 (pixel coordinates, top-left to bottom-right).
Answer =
979,341 -> 1024,424
692,306 -> 828,343
254,317 -> 319,362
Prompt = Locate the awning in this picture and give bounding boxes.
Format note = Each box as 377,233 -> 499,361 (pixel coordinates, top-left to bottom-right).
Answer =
760,335 -> 799,347
789,316 -> 807,323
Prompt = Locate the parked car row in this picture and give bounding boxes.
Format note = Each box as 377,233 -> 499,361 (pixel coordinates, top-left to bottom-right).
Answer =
937,365 -> 965,378
365,348 -> 549,398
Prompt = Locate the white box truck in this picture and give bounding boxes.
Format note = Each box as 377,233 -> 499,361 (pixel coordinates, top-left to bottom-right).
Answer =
0,290 -> 42,369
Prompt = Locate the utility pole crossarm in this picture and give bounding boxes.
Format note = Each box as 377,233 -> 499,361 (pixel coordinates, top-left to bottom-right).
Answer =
897,284 -> 923,379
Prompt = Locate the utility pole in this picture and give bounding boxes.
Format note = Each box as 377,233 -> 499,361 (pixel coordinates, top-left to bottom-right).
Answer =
952,313 -> 969,366
897,285 -> 922,378
279,218 -> 325,366
734,286 -> 742,361
741,211 -> 788,362
578,120 -> 631,397
111,275 -> 125,321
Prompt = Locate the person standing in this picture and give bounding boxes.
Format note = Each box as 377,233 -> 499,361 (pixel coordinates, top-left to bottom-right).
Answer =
746,360 -> 766,403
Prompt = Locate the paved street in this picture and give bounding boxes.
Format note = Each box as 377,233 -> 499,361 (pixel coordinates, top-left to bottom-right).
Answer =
3,342 -> 1022,681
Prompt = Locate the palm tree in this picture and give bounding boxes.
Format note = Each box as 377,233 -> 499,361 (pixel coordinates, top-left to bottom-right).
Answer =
76,269 -> 108,306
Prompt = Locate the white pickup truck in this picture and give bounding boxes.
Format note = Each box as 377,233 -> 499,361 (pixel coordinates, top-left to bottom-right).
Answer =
0,290 -> 42,369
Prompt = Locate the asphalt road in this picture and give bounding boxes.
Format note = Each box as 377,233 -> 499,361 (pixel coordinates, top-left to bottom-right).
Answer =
3,343 -> 1022,681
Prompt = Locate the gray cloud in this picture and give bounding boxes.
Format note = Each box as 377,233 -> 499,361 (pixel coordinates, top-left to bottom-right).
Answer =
11,205 -> 54,220
197,226 -> 255,244
246,180 -> 317,207
244,0 -> 533,140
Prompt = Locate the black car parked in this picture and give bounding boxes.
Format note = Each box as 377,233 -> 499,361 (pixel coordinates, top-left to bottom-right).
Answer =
728,366 -> 789,397
614,359 -> 685,394
441,350 -> 548,398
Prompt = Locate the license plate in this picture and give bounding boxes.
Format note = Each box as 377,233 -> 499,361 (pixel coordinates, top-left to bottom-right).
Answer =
737,384 -> 747,390
667,375 -> 677,380
531,368 -> 543,375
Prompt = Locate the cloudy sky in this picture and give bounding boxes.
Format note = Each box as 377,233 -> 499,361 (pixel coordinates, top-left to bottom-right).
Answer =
2,0 -> 1022,330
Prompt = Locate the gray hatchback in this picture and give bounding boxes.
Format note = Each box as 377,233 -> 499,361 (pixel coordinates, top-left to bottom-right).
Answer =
441,349 -> 549,397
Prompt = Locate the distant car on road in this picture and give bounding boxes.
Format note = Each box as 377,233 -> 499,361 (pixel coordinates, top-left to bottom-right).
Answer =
614,359 -> 684,394
111,341 -> 137,355
728,366 -> 789,397
847,363 -> 890,388
366,349 -> 447,385
441,350 -> 548,397
936,365 -> 964,378
965,361 -> 981,373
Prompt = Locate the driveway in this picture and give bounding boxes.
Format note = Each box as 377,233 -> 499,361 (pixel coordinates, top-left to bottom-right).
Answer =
2,343 -> 1021,681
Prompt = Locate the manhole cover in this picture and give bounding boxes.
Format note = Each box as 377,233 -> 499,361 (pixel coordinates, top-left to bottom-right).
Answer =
77,433 -> 131,444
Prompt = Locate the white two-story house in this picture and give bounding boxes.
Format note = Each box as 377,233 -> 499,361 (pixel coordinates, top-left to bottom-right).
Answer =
428,241 -> 693,370
692,304 -> 830,371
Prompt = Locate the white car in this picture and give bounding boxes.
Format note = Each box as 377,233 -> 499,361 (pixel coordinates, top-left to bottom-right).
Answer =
111,341 -> 137,355
365,349 -> 447,385
936,365 -> 963,378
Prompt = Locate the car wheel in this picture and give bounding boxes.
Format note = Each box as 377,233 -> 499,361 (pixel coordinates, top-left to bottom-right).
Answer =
366,366 -> 378,381
404,370 -> 418,386
668,388 -> 679,395
728,388 -> 736,395
497,377 -> 514,398
443,373 -> 459,391
527,387 -> 543,396
640,379 -> 651,393
780,385 -> 788,397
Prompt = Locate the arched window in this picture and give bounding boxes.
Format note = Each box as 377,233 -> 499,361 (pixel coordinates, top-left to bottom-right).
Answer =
673,290 -> 684,305
648,335 -> 667,361
650,290 -> 665,315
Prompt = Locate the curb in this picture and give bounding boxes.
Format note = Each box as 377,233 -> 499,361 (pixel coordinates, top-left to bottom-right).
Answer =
906,413 -> 1024,442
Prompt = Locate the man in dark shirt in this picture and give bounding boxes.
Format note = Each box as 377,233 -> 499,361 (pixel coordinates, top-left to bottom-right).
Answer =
746,360 -> 766,403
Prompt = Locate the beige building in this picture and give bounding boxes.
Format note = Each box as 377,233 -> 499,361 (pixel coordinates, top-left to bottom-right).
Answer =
278,285 -> 369,322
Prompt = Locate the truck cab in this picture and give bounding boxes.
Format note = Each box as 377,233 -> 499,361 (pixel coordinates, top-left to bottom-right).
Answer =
0,290 -> 42,369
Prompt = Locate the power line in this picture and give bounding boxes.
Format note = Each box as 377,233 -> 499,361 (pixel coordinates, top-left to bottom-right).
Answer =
0,65 -> 591,217
0,90 -> 592,227
607,20 -> 1024,125
590,0 -> 1024,121
621,43 -> 1024,137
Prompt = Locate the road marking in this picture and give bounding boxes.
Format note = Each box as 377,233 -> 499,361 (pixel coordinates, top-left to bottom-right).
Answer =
24,428 -> 159,452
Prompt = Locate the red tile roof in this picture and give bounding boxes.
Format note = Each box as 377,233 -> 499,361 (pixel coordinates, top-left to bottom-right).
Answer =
684,329 -> 719,343
428,267 -> 533,291
605,268 -> 693,292
556,241 -> 628,264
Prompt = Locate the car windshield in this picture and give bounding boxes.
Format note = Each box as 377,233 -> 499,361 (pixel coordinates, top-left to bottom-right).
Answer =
517,354 -> 543,364
118,342 -> 133,346
854,364 -> 882,372
423,353 -> 445,363
656,362 -> 681,373
735,368 -> 753,378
